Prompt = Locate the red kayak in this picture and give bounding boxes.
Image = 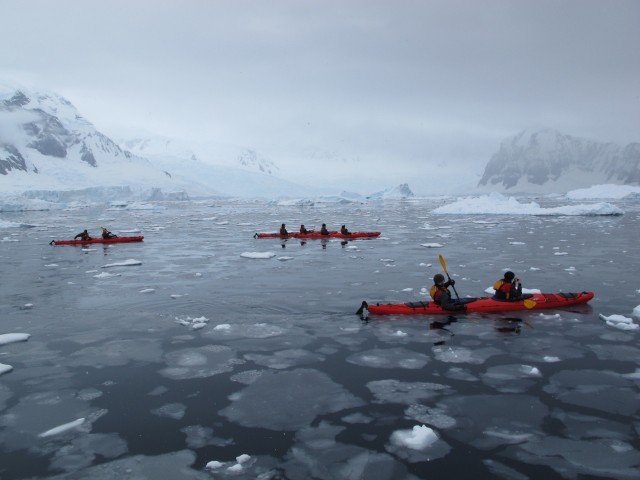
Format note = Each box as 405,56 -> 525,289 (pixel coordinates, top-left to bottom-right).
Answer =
358,291 -> 594,316
255,231 -> 380,239
50,236 -> 144,246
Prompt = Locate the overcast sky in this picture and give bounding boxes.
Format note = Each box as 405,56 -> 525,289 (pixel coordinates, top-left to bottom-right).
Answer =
1,0 -> 639,193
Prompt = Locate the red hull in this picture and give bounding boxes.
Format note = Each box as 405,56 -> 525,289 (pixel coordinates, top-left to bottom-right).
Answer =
362,292 -> 594,315
255,231 -> 380,239
51,236 -> 144,246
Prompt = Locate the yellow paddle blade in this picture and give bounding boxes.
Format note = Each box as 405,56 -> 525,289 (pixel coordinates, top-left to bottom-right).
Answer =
523,299 -> 536,309
438,255 -> 448,274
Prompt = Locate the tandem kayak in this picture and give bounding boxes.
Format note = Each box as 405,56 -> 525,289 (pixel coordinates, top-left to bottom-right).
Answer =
358,291 -> 594,316
255,231 -> 380,239
50,236 -> 144,246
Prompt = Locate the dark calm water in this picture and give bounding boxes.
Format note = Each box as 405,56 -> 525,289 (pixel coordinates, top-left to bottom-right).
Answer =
0,197 -> 639,479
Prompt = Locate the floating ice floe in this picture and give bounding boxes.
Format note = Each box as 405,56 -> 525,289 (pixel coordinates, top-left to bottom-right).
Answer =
390,425 -> 439,450
102,259 -> 142,268
0,333 -> 31,346
432,192 -> 623,216
240,251 -> 276,259
139,288 -> 155,294
38,418 -> 85,438
565,183 -> 640,200
204,453 -> 251,474
387,424 -> 451,462
421,243 -> 444,248
632,304 -> 640,318
277,256 -> 293,261
0,363 -> 13,375
599,314 -> 639,331
177,316 -> 209,330
93,272 -> 120,278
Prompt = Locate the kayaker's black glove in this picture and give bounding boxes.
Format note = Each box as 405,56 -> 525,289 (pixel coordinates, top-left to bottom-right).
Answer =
448,279 -> 456,286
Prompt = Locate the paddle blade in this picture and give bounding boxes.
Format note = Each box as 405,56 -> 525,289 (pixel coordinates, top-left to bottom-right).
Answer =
438,255 -> 448,274
523,299 -> 537,309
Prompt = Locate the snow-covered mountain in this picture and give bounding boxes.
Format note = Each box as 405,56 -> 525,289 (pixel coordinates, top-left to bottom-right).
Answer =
119,136 -> 280,176
0,85 -> 196,197
478,129 -> 640,193
0,83 -> 316,199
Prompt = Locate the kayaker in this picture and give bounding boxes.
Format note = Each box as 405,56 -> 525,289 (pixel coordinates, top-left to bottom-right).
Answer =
430,274 -> 466,311
101,227 -> 117,239
493,271 -> 523,301
340,225 -> 351,235
74,229 -> 92,241
279,224 -> 288,236
320,224 -> 330,235
300,224 -> 313,234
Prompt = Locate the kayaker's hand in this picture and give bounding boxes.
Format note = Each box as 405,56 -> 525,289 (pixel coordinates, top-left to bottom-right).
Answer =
448,279 -> 455,286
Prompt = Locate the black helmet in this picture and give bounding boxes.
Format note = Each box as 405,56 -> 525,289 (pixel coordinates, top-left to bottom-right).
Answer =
433,274 -> 445,284
504,271 -> 515,281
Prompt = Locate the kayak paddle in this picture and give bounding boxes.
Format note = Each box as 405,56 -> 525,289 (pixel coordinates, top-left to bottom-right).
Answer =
438,254 -> 460,300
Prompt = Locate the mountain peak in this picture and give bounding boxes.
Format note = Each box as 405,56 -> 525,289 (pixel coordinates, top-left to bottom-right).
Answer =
479,129 -> 639,192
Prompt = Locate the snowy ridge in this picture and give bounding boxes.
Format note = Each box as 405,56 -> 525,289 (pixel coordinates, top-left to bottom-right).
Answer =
478,128 -> 640,193
120,135 -> 280,176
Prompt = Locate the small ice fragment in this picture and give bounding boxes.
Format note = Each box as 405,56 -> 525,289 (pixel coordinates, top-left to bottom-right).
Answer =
240,252 -> 276,259
139,288 -> 155,294
38,418 -> 85,438
102,259 -> 142,268
0,363 -> 13,375
205,461 -> 224,470
390,425 -> 439,450
421,243 -> 444,248
0,333 -> 31,346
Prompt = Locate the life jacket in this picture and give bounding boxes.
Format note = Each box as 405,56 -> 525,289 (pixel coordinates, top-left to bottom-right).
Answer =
493,280 -> 512,299
430,285 -> 450,305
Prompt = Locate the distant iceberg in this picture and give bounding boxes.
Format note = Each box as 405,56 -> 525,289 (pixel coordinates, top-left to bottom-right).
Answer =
432,192 -> 623,216
565,184 -> 640,200
367,183 -> 415,200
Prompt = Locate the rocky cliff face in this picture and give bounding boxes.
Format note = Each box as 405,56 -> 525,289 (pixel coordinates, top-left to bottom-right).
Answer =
478,129 -> 640,192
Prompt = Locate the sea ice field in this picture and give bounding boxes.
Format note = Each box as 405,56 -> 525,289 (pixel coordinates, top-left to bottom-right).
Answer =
0,195 -> 639,479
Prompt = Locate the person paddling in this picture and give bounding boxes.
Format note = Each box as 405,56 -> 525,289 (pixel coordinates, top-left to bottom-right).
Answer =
74,229 -> 92,241
279,224 -> 289,236
320,223 -> 330,235
493,271 -> 523,301
300,224 -> 313,234
101,227 -> 117,239
340,225 -> 351,235
430,274 -> 466,312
